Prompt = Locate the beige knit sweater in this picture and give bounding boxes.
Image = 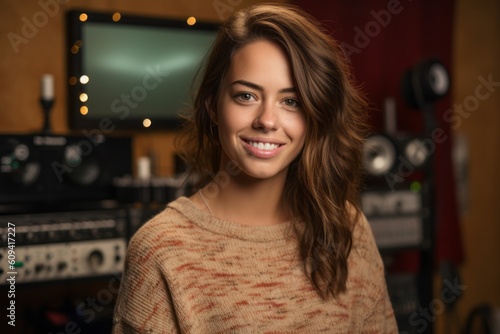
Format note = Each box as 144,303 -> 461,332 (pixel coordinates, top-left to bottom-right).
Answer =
112,197 -> 398,333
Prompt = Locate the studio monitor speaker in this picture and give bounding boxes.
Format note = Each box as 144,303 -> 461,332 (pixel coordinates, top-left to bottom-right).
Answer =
363,133 -> 432,189
0,134 -> 131,204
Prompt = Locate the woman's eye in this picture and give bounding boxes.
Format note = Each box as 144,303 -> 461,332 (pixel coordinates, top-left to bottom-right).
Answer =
235,93 -> 254,101
284,98 -> 300,108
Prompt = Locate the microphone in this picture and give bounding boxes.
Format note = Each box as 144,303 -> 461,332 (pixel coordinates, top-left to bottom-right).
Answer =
40,74 -> 54,134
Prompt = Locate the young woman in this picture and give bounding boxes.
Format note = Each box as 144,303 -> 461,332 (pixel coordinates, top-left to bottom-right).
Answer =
113,4 -> 397,333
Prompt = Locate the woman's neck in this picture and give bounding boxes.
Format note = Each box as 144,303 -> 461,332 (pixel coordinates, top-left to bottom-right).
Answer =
198,169 -> 290,226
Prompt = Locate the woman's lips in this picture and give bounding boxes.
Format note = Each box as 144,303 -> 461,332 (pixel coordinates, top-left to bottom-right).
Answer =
241,138 -> 285,158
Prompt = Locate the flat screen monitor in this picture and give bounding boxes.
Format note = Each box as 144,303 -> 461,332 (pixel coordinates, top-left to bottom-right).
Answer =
66,10 -> 219,130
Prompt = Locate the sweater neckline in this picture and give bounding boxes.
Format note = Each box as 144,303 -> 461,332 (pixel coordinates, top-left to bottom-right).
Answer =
169,197 -> 294,242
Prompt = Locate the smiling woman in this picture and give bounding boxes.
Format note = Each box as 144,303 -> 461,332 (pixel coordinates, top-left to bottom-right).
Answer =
216,40 -> 306,187
113,3 -> 398,333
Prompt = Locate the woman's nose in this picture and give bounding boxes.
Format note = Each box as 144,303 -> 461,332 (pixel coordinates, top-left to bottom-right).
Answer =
252,102 -> 279,131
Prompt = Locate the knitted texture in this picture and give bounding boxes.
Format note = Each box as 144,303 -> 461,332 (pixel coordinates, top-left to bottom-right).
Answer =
112,197 -> 397,333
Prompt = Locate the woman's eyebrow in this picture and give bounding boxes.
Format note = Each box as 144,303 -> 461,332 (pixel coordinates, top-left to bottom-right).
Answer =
230,80 -> 296,94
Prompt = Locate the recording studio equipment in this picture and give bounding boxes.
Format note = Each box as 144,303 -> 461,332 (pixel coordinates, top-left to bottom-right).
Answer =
362,87 -> 441,332
112,155 -> 182,205
40,74 -> 55,135
361,184 -> 430,250
0,209 -> 127,285
0,134 -> 132,204
383,97 -> 397,136
401,58 -> 450,109
401,58 -> 451,158
363,134 -> 396,176
386,274 -> 421,334
363,133 -> 432,184
113,175 -> 182,205
399,59 -> 452,334
362,181 -> 433,333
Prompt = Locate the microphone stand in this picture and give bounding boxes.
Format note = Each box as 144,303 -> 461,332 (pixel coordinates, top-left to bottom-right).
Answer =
40,98 -> 54,135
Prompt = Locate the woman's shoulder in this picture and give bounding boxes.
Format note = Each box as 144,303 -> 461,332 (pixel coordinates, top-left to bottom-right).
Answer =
346,205 -> 397,328
127,197 -> 196,253
348,205 -> 385,278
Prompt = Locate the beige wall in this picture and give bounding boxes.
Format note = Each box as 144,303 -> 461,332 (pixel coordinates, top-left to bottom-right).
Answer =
0,0 -> 286,175
450,0 -> 500,330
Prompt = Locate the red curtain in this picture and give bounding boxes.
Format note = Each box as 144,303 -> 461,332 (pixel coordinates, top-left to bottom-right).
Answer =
293,0 -> 464,268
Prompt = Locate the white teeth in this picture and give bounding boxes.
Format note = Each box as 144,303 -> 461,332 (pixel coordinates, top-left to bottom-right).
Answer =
248,141 -> 279,151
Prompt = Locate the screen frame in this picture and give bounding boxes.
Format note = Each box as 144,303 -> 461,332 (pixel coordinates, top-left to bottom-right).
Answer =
66,9 -> 219,131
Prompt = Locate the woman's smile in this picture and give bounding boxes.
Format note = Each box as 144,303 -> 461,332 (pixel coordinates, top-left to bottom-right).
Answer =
216,39 -> 306,181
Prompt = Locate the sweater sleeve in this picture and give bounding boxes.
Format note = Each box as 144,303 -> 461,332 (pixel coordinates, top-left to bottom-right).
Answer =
112,225 -> 180,334
354,213 -> 399,333
361,284 -> 399,333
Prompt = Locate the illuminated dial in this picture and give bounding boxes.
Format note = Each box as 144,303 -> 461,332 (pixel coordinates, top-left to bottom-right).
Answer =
405,139 -> 429,167
363,135 -> 396,176
64,144 -> 82,167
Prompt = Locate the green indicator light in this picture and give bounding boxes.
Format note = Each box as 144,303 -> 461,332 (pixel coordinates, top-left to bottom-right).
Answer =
410,181 -> 421,193
11,161 -> 20,169
14,261 -> 24,268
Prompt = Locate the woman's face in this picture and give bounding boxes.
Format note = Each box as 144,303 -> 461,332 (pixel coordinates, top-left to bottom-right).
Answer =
215,39 -> 306,182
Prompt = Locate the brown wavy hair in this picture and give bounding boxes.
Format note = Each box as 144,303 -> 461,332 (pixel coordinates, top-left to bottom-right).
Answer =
176,3 -> 369,299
